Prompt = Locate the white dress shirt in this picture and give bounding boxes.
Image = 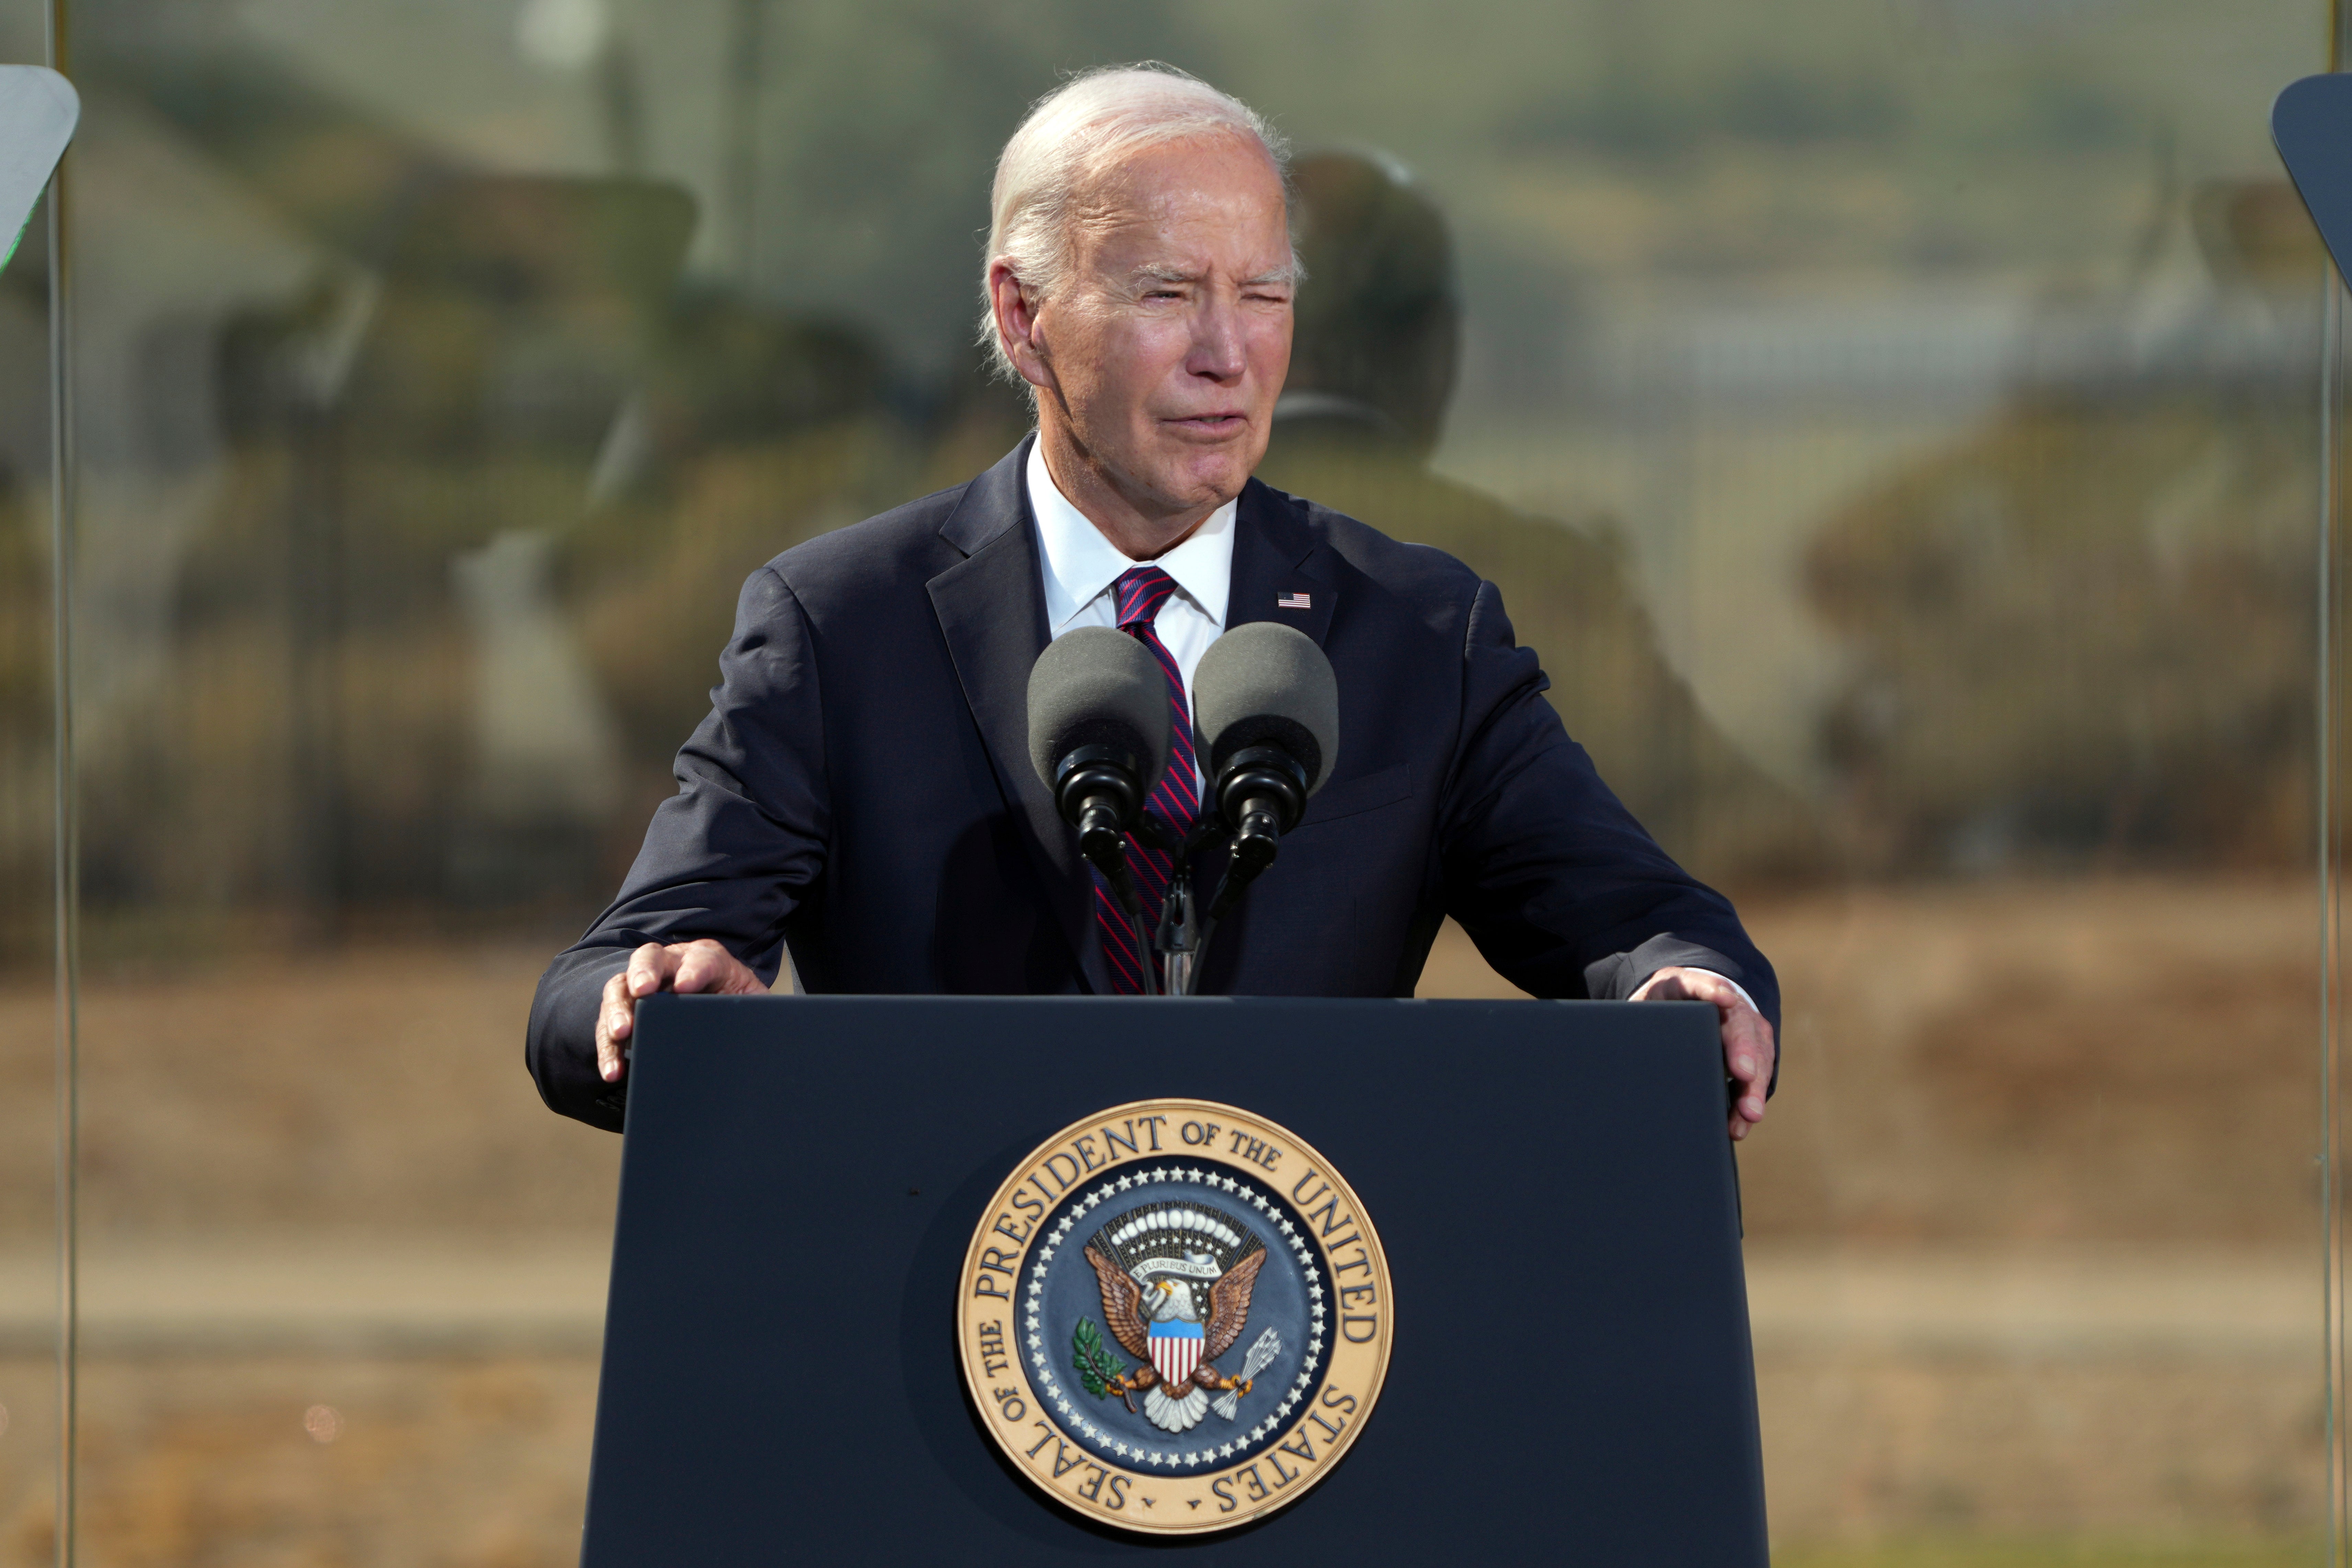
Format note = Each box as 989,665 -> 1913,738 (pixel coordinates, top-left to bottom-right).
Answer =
1023,437 -> 1756,1016
1030,438 -> 1233,699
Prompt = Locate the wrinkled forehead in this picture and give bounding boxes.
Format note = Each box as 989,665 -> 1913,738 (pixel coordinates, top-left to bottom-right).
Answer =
1071,132 -> 1290,254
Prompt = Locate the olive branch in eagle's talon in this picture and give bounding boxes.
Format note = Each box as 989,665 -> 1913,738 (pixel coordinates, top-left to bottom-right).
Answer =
1072,1317 -> 1146,1413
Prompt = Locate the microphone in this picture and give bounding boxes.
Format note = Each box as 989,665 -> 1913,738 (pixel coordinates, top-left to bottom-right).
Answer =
1026,626 -> 1172,900
1191,622 -> 1338,913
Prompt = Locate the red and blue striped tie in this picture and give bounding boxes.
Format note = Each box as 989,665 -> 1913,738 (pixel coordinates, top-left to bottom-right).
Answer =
1093,566 -> 1198,994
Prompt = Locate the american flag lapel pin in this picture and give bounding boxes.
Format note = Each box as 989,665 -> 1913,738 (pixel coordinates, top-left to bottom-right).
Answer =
1277,592 -> 1311,610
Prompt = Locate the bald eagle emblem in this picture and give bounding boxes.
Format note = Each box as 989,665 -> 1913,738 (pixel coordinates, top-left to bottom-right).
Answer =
1072,1200 -> 1283,1434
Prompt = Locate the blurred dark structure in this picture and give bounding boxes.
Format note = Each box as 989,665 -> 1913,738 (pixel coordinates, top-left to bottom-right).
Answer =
552,285 -> 903,790
1258,150 -> 1823,884
1805,179 -> 2323,874
61,40 -> 913,941
1283,150 -> 1458,460
171,175 -> 697,922
37,23 -> 2316,948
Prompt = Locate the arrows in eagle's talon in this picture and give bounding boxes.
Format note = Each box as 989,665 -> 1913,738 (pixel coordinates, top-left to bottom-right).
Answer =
1211,1327 -> 1283,1421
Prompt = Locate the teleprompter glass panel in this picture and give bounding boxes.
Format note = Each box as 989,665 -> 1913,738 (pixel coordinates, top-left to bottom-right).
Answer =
23,0 -> 2332,1560
0,16 -> 66,1566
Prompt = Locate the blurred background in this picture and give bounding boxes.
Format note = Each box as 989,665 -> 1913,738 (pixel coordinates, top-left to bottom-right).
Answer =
0,0 -> 2337,1561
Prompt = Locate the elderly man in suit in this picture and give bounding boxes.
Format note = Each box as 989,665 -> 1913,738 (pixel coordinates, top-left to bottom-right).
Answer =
528,64 -> 1780,1139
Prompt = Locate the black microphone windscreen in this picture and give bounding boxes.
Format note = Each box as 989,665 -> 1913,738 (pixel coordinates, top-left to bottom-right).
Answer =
1027,626 -> 1171,790
1193,622 -> 1339,794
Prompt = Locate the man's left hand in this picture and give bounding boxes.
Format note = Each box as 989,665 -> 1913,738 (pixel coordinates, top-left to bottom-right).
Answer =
1631,966 -> 1777,1142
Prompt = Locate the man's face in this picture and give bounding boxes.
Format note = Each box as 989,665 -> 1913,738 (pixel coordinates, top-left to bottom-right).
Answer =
1022,134 -> 1294,523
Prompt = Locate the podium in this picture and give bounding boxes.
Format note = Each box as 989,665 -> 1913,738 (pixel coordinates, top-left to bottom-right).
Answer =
580,996 -> 1767,1564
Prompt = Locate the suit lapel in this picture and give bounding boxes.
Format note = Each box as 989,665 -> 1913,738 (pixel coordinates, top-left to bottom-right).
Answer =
928,437 -> 1109,993
1227,478 -> 1336,647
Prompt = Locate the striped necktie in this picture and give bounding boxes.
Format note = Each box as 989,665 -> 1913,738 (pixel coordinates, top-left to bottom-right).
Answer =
1092,565 -> 1199,993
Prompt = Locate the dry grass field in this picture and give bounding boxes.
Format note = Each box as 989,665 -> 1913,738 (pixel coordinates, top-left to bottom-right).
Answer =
0,873 -> 2325,1563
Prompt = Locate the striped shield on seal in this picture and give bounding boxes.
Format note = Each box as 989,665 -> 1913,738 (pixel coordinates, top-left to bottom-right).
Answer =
1148,1319 -> 1205,1387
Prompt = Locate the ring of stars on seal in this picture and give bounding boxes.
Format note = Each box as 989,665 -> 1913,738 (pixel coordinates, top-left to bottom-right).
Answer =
957,1098 -> 1392,1535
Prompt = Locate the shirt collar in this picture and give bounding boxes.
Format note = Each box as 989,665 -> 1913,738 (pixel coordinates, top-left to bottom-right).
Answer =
1028,437 -> 1234,634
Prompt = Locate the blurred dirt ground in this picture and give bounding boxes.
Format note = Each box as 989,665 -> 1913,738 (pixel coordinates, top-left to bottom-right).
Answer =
0,1354 -> 598,1568
0,874 -> 2327,1563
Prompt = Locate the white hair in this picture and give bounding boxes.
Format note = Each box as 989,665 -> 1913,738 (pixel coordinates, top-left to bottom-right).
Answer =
979,63 -> 1298,385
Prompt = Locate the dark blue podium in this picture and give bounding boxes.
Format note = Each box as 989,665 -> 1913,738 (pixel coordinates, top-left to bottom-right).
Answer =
579,996 -> 1766,1564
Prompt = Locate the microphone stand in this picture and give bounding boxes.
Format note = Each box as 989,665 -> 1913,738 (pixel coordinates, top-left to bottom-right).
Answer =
1159,878 -> 1198,997
1137,817 -> 1264,997
1128,817 -> 1205,996
1069,738 -> 1303,994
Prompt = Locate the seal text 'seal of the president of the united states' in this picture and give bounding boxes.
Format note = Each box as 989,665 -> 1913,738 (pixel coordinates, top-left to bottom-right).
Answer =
958,1098 -> 1393,1534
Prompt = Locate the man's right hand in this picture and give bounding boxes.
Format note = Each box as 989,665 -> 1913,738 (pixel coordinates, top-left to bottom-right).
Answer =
597,939 -> 766,1082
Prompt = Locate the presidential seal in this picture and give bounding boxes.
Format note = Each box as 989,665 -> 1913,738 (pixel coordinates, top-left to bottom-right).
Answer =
957,1099 -> 1392,1535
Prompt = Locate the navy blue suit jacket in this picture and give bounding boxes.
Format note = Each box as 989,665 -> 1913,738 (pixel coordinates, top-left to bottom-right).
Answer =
528,438 -> 1778,1130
